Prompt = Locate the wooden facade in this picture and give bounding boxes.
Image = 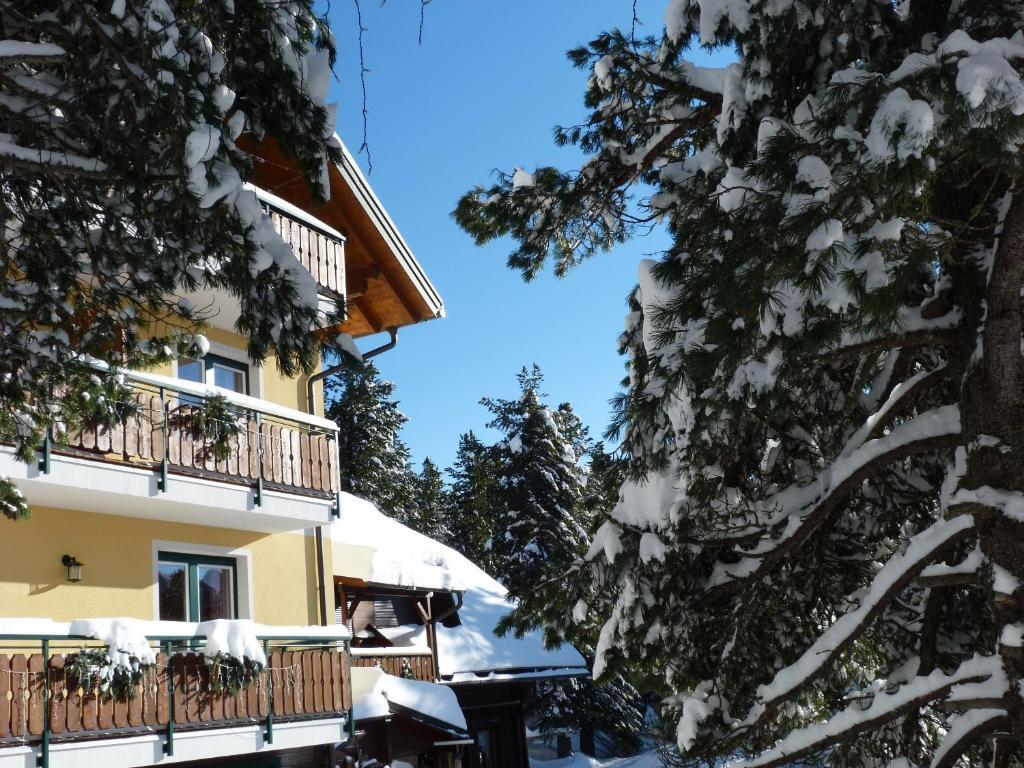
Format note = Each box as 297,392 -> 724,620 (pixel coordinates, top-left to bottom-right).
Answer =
350,651 -> 435,683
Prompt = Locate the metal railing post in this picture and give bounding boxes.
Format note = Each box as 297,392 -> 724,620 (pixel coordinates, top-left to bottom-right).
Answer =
158,387 -> 170,492
255,412 -> 264,507
264,639 -> 274,744
38,427 -> 51,474
331,431 -> 341,519
164,640 -> 175,756
37,639 -> 49,768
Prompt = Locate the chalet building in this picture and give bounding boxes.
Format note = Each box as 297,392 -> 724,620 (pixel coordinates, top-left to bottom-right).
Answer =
0,136 -> 444,768
331,494 -> 588,768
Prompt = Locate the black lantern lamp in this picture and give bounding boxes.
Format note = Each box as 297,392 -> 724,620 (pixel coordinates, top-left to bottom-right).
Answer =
61,555 -> 84,583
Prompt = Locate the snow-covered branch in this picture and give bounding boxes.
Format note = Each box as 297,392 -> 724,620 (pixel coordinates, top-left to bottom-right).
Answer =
728,655 -> 1005,768
709,406 -> 962,589
739,514 -> 975,730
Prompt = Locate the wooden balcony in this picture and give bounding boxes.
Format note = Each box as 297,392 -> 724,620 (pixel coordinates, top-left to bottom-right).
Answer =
350,649 -> 435,683
260,192 -> 346,298
46,372 -> 339,502
0,635 -> 351,765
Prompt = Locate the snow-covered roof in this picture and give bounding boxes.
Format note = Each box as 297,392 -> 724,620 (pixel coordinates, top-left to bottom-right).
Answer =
351,666 -> 467,733
330,493 -> 588,679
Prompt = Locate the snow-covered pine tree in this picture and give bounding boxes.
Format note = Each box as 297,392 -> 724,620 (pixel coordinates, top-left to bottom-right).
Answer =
445,431 -> 503,574
325,361 -> 417,520
457,2 -> 1024,764
483,366 -> 591,604
409,457 -> 453,542
0,1 -> 343,519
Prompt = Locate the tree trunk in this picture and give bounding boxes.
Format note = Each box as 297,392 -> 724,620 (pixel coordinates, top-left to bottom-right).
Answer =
556,733 -> 572,758
960,191 -> 1024,742
579,721 -> 596,756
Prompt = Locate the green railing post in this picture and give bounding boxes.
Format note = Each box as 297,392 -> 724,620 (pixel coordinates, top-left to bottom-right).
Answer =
158,387 -> 169,492
37,639 -> 49,768
331,431 -> 341,519
255,412 -> 264,508
38,428 -> 51,474
264,638 -> 274,744
164,640 -> 175,756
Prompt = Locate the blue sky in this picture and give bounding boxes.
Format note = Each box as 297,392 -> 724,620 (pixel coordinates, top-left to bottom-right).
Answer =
324,1 -> 681,470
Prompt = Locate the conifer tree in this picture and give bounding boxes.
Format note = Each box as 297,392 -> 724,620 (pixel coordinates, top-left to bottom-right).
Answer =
483,366 -> 590,601
445,431 -> 503,574
457,2 -> 1024,763
325,361 -> 416,521
409,457 -> 453,542
1,1 -> 343,518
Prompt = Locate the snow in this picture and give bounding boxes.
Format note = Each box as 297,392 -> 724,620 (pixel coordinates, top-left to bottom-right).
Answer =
69,618 -> 158,669
744,514 -> 974,723
795,155 -> 831,189
513,167 -> 536,191
335,332 -> 363,363
0,41 -> 65,59
708,405 -> 962,587
352,667 -> 467,732
447,667 -> 588,684
197,619 -> 267,665
950,485 -> 1024,522
730,654 -> 1005,768
184,124 -> 220,167
530,752 -> 662,768
331,494 -> 586,678
864,88 -> 935,161
0,136 -> 106,173
805,219 -> 844,253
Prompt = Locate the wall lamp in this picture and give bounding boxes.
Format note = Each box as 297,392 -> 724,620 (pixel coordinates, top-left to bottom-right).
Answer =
62,555 -> 84,583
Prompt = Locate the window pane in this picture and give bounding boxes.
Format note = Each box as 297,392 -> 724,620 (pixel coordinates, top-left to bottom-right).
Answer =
213,365 -> 245,394
197,565 -> 233,621
178,359 -> 203,383
158,563 -> 188,622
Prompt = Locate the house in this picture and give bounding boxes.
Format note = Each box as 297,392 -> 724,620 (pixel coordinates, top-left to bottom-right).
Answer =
330,493 -> 589,768
0,135 -> 443,768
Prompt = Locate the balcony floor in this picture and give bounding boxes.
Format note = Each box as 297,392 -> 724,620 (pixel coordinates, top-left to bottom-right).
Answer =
0,447 -> 334,533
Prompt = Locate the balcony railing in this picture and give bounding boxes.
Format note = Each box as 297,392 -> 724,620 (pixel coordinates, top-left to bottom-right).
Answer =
262,199 -> 345,298
0,633 -> 351,767
46,372 -> 339,502
350,648 -> 435,683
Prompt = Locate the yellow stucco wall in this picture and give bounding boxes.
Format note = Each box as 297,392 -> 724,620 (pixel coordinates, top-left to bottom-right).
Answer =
0,507 -> 324,626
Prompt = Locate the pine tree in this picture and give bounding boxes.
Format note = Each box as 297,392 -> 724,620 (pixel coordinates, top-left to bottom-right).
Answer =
445,431 -> 503,574
483,366 -> 590,603
325,361 -> 416,521
457,3 -> 1024,764
1,2 -> 344,518
409,457 -> 453,542
481,368 -> 646,757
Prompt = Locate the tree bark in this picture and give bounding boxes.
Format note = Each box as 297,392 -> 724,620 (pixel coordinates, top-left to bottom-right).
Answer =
579,721 -> 596,757
960,190 -> 1024,739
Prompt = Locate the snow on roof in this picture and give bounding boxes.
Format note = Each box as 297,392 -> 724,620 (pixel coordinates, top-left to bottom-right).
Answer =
331,493 -> 587,678
351,666 -> 467,733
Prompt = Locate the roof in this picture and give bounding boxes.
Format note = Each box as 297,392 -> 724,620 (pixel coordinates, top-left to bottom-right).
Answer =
330,493 -> 588,680
351,666 -> 467,734
240,134 -> 445,338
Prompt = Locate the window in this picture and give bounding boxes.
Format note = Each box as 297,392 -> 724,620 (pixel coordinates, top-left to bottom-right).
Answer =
157,552 -> 237,622
177,354 -> 249,395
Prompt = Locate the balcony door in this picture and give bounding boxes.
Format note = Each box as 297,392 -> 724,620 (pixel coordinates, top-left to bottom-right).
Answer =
158,552 -> 237,622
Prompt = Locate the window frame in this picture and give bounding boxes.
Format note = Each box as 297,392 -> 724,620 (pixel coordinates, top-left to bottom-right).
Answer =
157,551 -> 239,623
176,353 -> 251,395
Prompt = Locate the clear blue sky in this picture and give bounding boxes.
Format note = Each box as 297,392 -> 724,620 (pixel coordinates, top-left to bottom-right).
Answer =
323,1 -> 704,470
